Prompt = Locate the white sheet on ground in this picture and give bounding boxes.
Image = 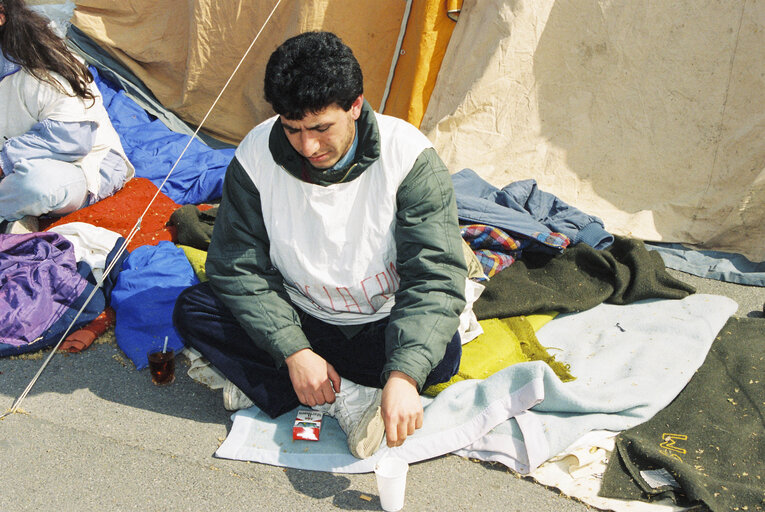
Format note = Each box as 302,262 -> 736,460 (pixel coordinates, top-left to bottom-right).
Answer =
528,430 -> 689,512
215,294 -> 736,475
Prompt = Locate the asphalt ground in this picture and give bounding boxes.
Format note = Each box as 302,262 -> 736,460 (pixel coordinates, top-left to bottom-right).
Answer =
1,268 -> 762,512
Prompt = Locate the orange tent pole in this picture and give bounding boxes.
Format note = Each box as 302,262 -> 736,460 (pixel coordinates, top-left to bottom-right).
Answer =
383,0 -> 462,128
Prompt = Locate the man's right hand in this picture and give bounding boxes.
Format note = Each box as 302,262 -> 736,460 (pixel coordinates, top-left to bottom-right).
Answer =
285,348 -> 341,407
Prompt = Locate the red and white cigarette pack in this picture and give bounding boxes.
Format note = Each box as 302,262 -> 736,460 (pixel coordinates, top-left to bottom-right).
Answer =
292,410 -> 324,441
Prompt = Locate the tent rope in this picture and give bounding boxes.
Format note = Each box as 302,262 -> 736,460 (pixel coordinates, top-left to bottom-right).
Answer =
0,0 -> 283,421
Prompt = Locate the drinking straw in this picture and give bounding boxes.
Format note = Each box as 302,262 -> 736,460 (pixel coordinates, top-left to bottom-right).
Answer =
162,335 -> 169,354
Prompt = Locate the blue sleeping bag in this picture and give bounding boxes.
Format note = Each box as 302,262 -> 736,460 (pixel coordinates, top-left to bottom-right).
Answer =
92,67 -> 235,205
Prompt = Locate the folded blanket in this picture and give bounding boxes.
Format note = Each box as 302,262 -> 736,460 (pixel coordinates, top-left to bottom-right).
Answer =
474,236 -> 696,319
599,317 -> 765,511
456,294 -> 736,473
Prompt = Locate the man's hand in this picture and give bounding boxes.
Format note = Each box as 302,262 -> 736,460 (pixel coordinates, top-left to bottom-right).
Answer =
381,371 -> 423,448
285,348 -> 341,407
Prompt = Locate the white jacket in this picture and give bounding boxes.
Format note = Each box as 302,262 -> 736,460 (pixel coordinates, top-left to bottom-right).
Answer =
0,67 -> 134,195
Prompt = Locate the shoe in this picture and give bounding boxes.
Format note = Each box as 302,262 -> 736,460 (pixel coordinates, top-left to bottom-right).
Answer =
222,379 -> 254,411
4,215 -> 39,234
313,378 -> 385,459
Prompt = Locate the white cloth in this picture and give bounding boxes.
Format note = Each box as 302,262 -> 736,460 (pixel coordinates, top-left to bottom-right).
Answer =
528,430 -> 689,512
235,113 -> 431,325
48,222 -> 122,282
182,347 -> 227,390
215,294 -> 736,476
458,278 -> 485,344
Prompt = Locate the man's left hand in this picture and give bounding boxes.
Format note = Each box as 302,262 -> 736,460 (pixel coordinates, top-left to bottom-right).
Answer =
380,370 -> 423,448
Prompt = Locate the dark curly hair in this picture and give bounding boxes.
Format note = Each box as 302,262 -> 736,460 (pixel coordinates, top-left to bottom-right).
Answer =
0,0 -> 94,103
264,31 -> 363,120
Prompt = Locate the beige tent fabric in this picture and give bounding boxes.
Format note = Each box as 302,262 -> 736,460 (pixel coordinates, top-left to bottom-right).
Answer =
68,0 -> 763,258
422,0 -> 765,261
72,1 -> 408,145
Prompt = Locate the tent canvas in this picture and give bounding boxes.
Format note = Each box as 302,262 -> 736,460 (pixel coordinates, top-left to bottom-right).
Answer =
422,0 -> 764,261
68,0 -> 764,262
70,0 -> 456,144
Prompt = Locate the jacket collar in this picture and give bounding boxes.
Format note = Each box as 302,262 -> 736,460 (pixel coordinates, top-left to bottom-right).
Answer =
0,47 -> 21,81
268,99 -> 381,186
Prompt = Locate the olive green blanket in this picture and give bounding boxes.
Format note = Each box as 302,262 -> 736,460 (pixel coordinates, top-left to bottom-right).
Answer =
473,236 -> 695,319
599,317 -> 765,511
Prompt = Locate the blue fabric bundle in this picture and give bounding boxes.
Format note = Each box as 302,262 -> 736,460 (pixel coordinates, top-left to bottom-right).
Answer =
92,67 -> 235,205
110,241 -> 199,369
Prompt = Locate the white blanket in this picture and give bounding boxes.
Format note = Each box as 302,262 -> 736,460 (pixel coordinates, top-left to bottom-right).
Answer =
215,294 -> 736,474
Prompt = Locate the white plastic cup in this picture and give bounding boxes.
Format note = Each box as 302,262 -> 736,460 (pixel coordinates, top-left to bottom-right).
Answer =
374,455 -> 409,511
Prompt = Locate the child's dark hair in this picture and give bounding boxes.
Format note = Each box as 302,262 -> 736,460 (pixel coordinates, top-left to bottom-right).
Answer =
0,0 -> 94,103
264,31 -> 363,120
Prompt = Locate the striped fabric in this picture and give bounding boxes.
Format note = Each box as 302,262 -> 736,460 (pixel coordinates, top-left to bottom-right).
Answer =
461,224 -> 570,277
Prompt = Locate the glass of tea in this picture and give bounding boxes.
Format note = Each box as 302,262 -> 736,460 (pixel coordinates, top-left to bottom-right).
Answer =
147,349 -> 175,386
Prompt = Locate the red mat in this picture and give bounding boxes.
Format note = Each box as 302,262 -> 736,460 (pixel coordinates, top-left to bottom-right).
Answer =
43,178 -> 180,252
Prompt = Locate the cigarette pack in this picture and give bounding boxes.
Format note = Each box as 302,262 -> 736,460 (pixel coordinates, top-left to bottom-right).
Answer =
292,410 -> 324,441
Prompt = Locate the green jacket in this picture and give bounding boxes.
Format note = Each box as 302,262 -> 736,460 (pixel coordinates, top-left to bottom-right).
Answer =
205,101 -> 467,389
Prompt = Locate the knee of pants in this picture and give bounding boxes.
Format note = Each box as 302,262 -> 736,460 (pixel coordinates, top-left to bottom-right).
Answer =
172,282 -> 218,337
173,285 -> 201,334
9,161 -> 88,216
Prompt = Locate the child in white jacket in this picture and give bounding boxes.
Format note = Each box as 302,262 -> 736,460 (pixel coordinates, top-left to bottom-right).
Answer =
0,0 -> 133,233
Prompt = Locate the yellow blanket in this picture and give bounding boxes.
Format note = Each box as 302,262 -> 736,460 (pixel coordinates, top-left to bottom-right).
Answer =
178,244 -> 208,282
424,313 -> 575,396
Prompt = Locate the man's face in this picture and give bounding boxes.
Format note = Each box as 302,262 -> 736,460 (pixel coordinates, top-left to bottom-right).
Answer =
280,95 -> 363,170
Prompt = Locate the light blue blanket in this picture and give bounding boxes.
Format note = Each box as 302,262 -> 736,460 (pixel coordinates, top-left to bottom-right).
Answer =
215,294 -> 736,474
